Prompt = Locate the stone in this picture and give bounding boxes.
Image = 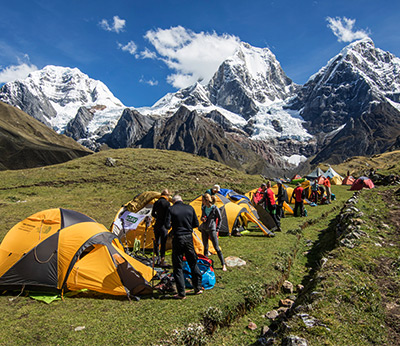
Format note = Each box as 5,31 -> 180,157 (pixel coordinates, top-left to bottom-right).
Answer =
277,307 -> 289,314
261,325 -> 270,336
282,335 -> 308,346
105,157 -> 117,167
296,284 -> 304,293
282,280 -> 294,294
247,322 -> 257,330
279,299 -> 295,308
264,310 -> 279,320
225,256 -> 246,267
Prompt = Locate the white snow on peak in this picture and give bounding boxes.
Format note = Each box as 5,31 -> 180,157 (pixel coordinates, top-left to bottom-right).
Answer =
282,154 -> 307,166
250,101 -> 312,141
18,65 -> 125,132
307,38 -> 400,102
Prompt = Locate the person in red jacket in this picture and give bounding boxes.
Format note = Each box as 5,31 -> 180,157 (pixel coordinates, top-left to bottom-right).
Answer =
259,181 -> 281,231
252,183 -> 266,205
292,183 -> 305,217
323,177 -> 332,203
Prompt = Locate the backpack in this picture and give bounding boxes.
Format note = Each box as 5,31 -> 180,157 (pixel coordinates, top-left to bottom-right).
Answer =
182,254 -> 216,290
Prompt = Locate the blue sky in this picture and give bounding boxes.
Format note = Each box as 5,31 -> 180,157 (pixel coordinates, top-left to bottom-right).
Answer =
0,0 -> 399,107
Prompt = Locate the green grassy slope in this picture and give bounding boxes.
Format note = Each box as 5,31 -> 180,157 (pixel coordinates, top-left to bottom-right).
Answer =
0,148 -> 396,346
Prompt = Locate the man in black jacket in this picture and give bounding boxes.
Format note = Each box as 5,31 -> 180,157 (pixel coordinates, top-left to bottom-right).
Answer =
165,195 -> 202,299
151,189 -> 170,266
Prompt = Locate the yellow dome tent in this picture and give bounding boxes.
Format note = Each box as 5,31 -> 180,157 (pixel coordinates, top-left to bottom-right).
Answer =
0,208 -> 154,297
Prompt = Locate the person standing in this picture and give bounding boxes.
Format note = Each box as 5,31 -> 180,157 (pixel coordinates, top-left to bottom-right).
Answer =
151,189 -> 170,266
275,180 -> 287,219
165,195 -> 203,299
200,193 -> 227,271
324,177 -> 332,204
259,181 -> 282,231
311,180 -> 319,203
252,183 -> 266,205
205,184 -> 220,196
292,183 -> 305,217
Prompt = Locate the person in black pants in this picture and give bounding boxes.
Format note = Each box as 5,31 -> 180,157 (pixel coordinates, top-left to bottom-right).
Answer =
151,189 -> 171,266
165,195 -> 203,299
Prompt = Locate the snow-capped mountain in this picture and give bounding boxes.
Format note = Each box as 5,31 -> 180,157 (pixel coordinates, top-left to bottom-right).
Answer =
1,38 -> 400,173
290,38 -> 400,163
138,41 -> 312,162
0,65 -> 125,147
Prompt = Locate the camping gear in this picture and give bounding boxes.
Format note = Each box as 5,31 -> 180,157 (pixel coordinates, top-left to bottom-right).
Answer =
0,208 -> 154,297
183,255 -> 216,290
305,167 -> 325,180
190,194 -> 274,237
254,204 -> 279,233
324,166 -> 343,179
342,175 -> 356,185
331,175 -> 343,185
350,177 -> 375,190
111,192 -> 215,255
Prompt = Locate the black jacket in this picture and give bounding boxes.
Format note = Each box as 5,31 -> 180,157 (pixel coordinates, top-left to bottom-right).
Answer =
151,197 -> 170,227
165,201 -> 199,236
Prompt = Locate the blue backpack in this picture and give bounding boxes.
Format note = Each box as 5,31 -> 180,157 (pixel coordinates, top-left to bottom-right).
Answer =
182,255 -> 216,290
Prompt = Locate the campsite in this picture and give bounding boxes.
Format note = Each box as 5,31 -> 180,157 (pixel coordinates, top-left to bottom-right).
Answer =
0,148 -> 399,345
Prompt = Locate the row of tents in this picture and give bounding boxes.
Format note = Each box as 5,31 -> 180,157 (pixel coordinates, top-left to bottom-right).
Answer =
0,175 -> 375,299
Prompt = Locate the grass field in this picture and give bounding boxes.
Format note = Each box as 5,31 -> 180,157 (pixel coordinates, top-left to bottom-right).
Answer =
0,148 -> 398,345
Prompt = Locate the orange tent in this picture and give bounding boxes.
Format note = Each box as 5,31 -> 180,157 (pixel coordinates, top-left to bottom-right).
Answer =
0,208 -> 154,297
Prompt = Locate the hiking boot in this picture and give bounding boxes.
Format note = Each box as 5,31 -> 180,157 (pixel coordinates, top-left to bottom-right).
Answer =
194,289 -> 203,295
173,294 -> 186,300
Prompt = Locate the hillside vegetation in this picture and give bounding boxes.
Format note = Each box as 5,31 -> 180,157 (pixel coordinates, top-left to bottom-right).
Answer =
0,101 -> 92,171
0,148 -> 398,346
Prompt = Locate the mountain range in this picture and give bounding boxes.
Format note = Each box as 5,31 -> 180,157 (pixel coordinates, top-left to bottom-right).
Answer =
1,38 -> 399,174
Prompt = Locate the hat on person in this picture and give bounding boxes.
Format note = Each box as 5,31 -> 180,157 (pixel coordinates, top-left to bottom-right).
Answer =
161,189 -> 170,196
212,184 -> 220,192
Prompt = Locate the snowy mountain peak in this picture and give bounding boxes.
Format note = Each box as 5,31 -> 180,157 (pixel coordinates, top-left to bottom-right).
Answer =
0,65 -> 126,137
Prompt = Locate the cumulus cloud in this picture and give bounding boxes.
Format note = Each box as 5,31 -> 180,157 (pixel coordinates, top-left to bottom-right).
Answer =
99,16 -> 126,33
118,41 -> 137,55
144,26 -> 241,88
0,63 -> 38,84
326,17 -> 370,42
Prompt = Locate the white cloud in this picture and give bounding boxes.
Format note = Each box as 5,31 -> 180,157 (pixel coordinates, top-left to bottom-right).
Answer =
118,41 -> 137,55
144,26 -> 241,88
0,63 -> 38,83
139,77 -> 159,86
136,48 -> 157,60
99,16 -> 126,33
326,17 -> 370,42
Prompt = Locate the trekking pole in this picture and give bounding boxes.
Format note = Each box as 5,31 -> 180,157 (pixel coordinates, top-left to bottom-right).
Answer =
142,216 -> 151,255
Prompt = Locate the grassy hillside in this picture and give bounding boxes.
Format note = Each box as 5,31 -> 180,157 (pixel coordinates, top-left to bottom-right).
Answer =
0,148 -> 398,345
319,150 -> 400,177
0,101 -> 92,170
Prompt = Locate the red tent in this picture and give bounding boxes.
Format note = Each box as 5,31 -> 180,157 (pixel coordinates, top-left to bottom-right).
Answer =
342,175 -> 356,185
350,177 -> 375,191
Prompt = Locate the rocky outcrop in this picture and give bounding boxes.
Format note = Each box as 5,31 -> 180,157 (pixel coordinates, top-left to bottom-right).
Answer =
64,107 -> 94,140
104,108 -> 156,148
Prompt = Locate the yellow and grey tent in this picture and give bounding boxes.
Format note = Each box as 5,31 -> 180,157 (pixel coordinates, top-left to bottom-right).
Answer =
331,175 -> 343,185
0,208 -> 154,297
190,194 -> 274,237
111,192 -> 211,255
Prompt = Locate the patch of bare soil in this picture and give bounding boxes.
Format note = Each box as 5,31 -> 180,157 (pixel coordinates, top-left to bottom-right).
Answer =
374,190 -> 400,345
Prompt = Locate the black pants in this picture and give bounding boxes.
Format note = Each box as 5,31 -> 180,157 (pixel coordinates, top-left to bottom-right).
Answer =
153,225 -> 168,258
276,202 -> 284,219
172,234 -> 202,296
294,201 -> 304,217
268,204 -> 281,229
201,228 -> 225,266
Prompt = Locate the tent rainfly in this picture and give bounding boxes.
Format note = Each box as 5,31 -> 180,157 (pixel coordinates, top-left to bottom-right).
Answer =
0,208 -> 154,297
